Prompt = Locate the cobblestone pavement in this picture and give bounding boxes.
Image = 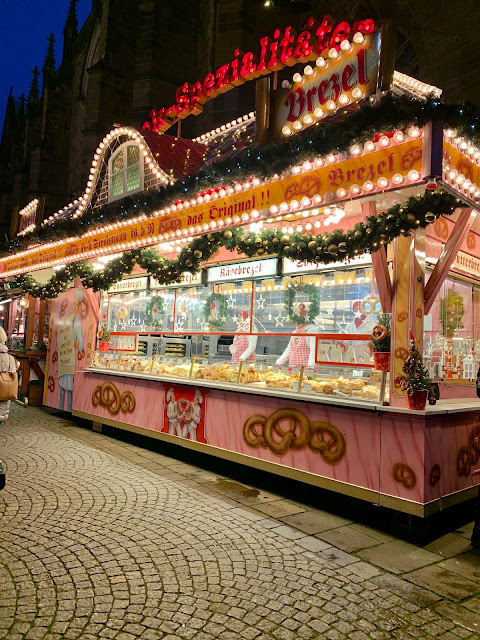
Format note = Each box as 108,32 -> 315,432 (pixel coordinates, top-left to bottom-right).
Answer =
1,405 -> 480,640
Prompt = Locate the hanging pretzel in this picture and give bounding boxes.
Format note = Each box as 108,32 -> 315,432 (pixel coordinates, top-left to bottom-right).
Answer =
243,415 -> 267,448
360,294 -> 381,315
393,463 -> 416,489
429,464 -> 441,488
309,422 -> 345,463
371,325 -> 389,341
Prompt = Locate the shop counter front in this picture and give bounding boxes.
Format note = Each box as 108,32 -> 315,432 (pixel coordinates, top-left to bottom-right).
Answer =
73,365 -> 480,518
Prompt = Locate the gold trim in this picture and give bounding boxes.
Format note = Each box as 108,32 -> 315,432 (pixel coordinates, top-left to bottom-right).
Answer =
71,409 -> 478,518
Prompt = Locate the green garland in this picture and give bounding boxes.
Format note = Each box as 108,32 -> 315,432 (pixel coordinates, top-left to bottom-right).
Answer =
203,292 -> 229,330
3,92 -> 480,257
284,282 -> 321,324
16,190 -> 460,300
145,295 -> 166,329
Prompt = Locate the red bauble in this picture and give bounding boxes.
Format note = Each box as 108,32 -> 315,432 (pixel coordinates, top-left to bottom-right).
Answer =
211,303 -> 216,309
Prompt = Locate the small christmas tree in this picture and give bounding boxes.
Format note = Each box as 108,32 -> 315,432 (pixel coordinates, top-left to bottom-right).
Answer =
397,338 -> 435,402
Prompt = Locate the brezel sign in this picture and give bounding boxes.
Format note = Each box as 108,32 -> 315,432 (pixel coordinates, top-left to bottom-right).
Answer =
143,16 -> 375,132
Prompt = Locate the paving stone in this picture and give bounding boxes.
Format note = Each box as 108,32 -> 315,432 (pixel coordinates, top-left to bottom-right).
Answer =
317,525 -> 382,553
404,565 -> 480,601
280,510 -> 353,534
254,500 -> 308,518
434,601 -> 480,633
371,574 -> 440,606
423,533 -> 472,558
438,552 -> 480,583
357,541 -> 442,574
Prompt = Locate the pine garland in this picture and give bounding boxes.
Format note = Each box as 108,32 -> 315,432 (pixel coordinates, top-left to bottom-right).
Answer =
284,282 -> 321,324
3,93 -> 480,257
16,190 -> 460,300
203,292 -> 229,330
145,295 -> 166,329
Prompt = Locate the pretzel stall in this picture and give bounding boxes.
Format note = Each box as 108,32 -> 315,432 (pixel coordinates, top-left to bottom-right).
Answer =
2,14 -> 480,516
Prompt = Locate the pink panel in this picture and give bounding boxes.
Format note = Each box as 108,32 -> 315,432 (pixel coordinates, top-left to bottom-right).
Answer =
75,372 -> 165,431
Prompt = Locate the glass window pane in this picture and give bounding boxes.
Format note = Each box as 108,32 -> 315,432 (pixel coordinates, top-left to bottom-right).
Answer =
111,171 -> 124,197
127,145 -> 140,167
126,165 -> 140,192
112,151 -> 124,174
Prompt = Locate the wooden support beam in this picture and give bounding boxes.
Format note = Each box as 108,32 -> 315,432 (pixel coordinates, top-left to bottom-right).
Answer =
362,201 -> 393,313
424,208 -> 476,313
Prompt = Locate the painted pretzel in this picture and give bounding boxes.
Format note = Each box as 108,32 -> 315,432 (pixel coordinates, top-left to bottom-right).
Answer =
176,398 -> 192,423
78,299 -> 89,319
468,427 -> 480,464
77,349 -> 85,361
243,415 -> 267,448
52,351 -> 58,363
100,382 -> 121,415
309,421 -> 345,463
263,409 -> 311,456
120,391 -> 136,414
92,386 -> 102,407
59,300 -> 68,318
429,464 -> 441,488
397,311 -> 408,322
416,308 -> 423,318
393,463 -> 416,489
456,446 -> 471,477
47,376 -> 55,393
395,347 -> 408,361
371,325 -> 389,341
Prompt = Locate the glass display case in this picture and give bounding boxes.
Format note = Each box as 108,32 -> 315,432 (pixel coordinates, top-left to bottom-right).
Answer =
91,350 -> 383,402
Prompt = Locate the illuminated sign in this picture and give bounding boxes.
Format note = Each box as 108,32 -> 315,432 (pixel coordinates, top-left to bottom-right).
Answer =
151,272 -> 202,288
275,31 -> 381,137
283,254 -> 371,275
453,250 -> 480,278
143,16 -> 375,132
208,259 -> 277,283
0,139 -> 422,277
108,277 -> 148,293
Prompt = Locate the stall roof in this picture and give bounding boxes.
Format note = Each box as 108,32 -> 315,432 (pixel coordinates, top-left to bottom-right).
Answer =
140,130 -> 207,179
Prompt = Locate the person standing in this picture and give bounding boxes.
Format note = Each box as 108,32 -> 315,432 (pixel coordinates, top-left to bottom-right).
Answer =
0,327 -> 18,426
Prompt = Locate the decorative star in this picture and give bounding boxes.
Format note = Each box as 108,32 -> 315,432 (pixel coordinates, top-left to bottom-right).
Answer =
337,315 -> 348,327
274,313 -> 286,328
226,296 -> 236,308
354,310 -> 362,318
199,321 -> 210,332
232,315 -> 240,325
268,313 -> 272,321
175,321 -> 185,331
112,322 -> 118,331
256,294 -> 266,309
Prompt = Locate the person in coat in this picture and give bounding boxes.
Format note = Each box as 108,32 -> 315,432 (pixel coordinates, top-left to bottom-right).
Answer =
0,327 -> 18,425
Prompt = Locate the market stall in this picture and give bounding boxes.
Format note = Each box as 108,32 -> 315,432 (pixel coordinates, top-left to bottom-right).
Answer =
2,14 -> 480,515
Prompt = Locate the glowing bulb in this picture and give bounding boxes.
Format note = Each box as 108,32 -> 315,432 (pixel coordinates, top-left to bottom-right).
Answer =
293,72 -> 303,83
293,121 -> 303,131
408,169 -> 420,181
304,65 -> 314,76
328,48 -> 339,59
282,125 -> 292,136
316,56 -> 327,68
313,107 -> 324,119
353,32 -> 365,44
340,39 -> 351,51
339,94 -> 349,105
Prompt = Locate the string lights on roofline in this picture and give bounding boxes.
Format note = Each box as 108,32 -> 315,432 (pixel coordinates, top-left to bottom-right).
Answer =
41,126 -> 171,227
192,112 -> 256,143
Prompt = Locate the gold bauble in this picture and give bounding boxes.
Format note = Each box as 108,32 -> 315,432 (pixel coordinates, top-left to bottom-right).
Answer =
406,213 -> 416,224
223,230 -> 233,239
207,233 -> 215,241
185,259 -> 193,267
255,237 -> 263,247
338,242 -> 347,252
425,212 -> 435,223
257,248 -> 266,256
194,250 -> 203,259
327,244 -> 338,255
308,241 -> 317,251
354,230 -> 363,239
272,237 -> 280,245
366,227 -> 373,235
280,235 -> 290,245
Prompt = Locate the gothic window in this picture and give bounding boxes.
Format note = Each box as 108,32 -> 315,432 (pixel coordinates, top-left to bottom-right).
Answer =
108,143 -> 143,201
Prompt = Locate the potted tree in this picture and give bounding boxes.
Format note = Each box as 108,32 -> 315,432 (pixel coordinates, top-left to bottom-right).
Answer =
97,325 -> 111,352
370,313 -> 391,371
396,339 -> 435,410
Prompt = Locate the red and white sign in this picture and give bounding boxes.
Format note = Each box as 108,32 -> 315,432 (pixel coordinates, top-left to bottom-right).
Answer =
143,16 -> 375,132
275,31 -> 381,136
283,254 -> 371,275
